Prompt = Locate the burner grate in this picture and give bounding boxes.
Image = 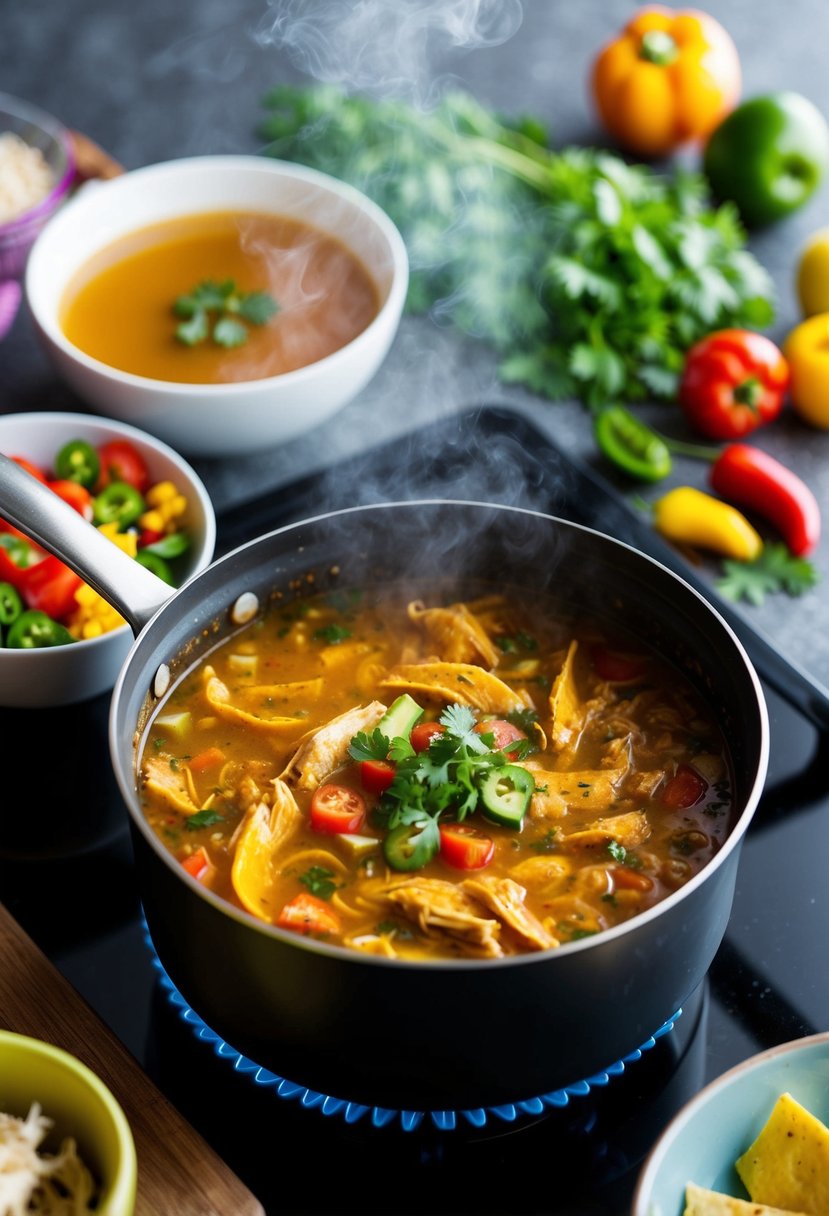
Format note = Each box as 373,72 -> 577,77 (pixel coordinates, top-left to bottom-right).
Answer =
144,922 -> 681,1133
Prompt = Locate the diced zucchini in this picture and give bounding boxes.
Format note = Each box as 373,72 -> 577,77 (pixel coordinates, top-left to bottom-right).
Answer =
154,711 -> 192,737
335,833 -> 379,860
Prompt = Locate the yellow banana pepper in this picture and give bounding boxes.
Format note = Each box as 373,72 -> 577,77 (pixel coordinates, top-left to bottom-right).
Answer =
653,486 -> 763,560
783,313 -> 829,429
591,6 -> 741,158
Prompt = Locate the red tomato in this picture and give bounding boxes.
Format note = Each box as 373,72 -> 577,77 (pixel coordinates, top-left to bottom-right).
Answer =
410,721 -> 446,752
679,329 -> 790,440
310,783 -> 367,834
138,528 -> 164,548
439,823 -> 495,870
18,555 -> 83,620
591,644 -> 647,682
10,456 -> 48,483
47,479 -> 93,519
277,893 -> 341,937
96,440 -> 150,493
662,764 -> 708,809
181,847 -> 211,882
473,719 -> 527,759
360,758 -> 395,795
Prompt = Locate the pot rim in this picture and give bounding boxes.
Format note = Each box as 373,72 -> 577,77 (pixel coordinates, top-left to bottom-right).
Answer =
110,497 -> 770,970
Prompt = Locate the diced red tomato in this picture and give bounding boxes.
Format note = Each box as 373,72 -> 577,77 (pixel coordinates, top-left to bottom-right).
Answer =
17,555 -> 82,619
310,783 -> 367,834
410,721 -> 446,752
591,644 -> 646,682
10,456 -> 48,483
47,479 -> 93,519
473,718 -> 527,760
277,892 -> 341,937
181,846 -> 212,882
662,764 -> 708,809
359,758 -> 395,795
96,440 -> 150,493
138,528 -> 165,548
439,823 -> 495,870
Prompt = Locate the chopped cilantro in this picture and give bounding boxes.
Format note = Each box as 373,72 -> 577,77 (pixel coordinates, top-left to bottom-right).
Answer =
299,866 -> 338,900
173,279 -> 278,348
717,543 -> 819,607
313,623 -> 352,645
185,808 -> 225,831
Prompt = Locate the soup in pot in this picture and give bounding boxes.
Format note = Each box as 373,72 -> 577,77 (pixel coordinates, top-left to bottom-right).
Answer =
137,581 -> 733,961
60,210 -> 380,384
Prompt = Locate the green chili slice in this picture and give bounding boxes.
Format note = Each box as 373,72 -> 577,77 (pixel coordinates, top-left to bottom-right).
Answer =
0,582 -> 23,626
6,609 -> 74,648
93,481 -> 145,528
594,405 -> 673,482
54,439 -> 101,488
383,821 -> 440,872
135,550 -> 174,585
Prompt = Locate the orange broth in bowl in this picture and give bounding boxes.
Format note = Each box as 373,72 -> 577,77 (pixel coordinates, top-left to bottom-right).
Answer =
137,581 -> 734,962
59,210 -> 380,384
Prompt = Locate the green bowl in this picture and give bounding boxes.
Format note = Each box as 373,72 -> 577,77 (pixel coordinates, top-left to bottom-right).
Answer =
633,1031 -> 829,1216
0,1030 -> 137,1216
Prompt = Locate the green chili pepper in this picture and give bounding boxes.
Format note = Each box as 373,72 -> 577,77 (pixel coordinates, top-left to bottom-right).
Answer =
0,533 -> 33,565
383,821 -> 440,872
142,531 -> 190,559
594,405 -> 673,482
135,550 -> 174,584
0,582 -> 23,626
54,439 -> 101,488
6,609 -> 74,648
93,481 -> 145,528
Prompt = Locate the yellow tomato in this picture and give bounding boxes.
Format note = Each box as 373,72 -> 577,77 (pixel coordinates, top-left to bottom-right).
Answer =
796,228 -> 829,316
783,313 -> 829,428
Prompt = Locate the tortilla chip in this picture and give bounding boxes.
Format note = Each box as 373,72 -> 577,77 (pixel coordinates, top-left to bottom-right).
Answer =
684,1181 -> 811,1215
735,1092 -> 829,1214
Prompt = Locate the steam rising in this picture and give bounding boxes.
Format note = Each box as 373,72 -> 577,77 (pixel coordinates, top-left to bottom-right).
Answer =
254,0 -> 523,102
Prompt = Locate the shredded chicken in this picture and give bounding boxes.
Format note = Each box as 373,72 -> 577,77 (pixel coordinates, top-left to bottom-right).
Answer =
384,877 -> 503,958
461,874 -> 559,950
0,1103 -> 97,1215
527,766 -> 628,818
558,810 -> 652,852
203,672 -> 321,735
231,778 -> 304,920
142,754 -> 200,816
280,701 -> 387,790
407,600 -> 501,668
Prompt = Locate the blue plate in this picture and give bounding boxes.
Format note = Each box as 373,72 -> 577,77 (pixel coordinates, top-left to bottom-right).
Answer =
633,1031 -> 829,1215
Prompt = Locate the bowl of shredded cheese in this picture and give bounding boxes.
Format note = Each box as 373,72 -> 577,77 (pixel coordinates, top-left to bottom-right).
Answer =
0,92 -> 75,284
0,1030 -> 136,1216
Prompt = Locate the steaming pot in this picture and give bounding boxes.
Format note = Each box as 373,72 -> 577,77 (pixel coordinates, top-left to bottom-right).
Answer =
0,467 -> 769,1110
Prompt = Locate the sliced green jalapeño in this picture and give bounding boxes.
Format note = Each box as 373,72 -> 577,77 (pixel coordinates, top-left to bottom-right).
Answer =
479,764 -> 534,828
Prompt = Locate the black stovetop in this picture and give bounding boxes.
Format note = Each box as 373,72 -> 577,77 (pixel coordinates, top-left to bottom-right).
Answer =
2,406 -> 827,1216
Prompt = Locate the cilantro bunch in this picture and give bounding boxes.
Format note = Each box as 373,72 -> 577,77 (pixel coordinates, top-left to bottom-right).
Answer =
259,85 -> 774,410
173,279 -> 279,348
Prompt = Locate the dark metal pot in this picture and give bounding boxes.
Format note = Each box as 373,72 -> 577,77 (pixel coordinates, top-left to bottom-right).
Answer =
0,461 -> 769,1111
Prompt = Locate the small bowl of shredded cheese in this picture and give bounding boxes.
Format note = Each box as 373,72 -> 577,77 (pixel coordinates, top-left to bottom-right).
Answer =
0,1030 -> 136,1216
0,92 -> 75,283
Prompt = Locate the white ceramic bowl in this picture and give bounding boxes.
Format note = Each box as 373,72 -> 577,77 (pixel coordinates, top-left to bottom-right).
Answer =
24,155 -> 409,457
0,1029 -> 137,1216
0,411 -> 215,707
633,1030 -> 829,1216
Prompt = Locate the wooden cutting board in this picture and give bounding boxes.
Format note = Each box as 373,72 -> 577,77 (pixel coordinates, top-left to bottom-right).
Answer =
0,902 -> 265,1216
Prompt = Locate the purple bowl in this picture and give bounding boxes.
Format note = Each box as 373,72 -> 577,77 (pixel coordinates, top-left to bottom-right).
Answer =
0,92 -> 75,282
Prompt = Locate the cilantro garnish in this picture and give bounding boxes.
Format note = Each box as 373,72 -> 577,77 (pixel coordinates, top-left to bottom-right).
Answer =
313,624 -> 352,645
184,808 -> 225,831
299,866 -> 338,900
716,543 -> 819,607
173,280 -> 278,348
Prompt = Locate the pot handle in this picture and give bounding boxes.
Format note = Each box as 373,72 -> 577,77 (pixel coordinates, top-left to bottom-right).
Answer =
0,453 -> 175,635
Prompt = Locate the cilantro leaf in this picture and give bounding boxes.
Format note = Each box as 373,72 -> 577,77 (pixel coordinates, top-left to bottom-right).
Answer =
172,279 -> 278,348
314,623 -> 352,645
213,317 -> 249,348
716,544 -> 819,607
175,310 -> 209,346
238,291 -> 280,325
349,727 -> 391,763
299,866 -> 338,900
184,808 -> 225,831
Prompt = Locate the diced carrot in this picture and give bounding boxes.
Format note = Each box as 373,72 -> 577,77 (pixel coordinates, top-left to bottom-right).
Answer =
277,893 -> 341,937
612,866 -> 654,893
181,847 -> 211,881
188,747 -> 226,773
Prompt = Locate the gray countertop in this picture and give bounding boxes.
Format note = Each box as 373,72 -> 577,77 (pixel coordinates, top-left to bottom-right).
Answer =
2,0 -> 829,695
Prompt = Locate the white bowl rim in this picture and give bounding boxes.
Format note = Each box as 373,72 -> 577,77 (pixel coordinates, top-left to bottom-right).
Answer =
0,409 -> 216,659
24,153 -> 410,394
632,1029 -> 829,1212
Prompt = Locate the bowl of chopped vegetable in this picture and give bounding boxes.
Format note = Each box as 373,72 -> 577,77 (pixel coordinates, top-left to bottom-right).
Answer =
24,155 -> 409,456
0,1029 -> 137,1215
0,411 -> 215,707
632,1030 -> 829,1216
0,92 -> 75,283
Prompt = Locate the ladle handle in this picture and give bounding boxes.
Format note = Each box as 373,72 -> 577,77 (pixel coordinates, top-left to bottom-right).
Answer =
0,453 -> 174,635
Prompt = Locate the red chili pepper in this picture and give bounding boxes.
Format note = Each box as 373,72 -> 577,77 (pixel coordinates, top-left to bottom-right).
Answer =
679,329 -> 790,440
709,443 -> 821,557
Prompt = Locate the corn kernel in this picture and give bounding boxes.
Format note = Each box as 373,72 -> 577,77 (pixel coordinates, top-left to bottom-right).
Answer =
145,481 -> 178,506
139,509 -> 165,532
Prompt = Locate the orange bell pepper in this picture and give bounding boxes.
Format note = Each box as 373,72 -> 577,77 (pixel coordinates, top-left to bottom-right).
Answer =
591,6 -> 741,158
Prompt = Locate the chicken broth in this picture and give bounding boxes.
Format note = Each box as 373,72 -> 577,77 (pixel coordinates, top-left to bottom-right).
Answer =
59,210 -> 379,384
138,582 -> 733,961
